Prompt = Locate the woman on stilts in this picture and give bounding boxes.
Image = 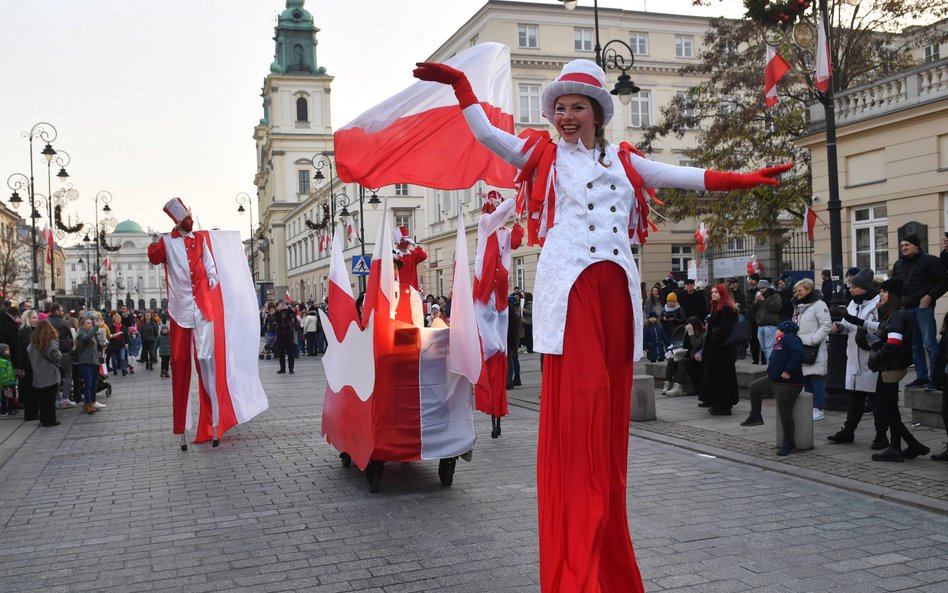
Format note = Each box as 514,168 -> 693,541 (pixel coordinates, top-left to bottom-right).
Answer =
414,57 -> 789,592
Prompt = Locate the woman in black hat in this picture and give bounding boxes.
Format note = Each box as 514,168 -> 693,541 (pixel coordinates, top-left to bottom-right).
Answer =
867,278 -> 930,462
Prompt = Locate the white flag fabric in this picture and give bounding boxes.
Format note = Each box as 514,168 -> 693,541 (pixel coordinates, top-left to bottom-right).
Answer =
447,208 -> 482,384
815,12 -> 832,92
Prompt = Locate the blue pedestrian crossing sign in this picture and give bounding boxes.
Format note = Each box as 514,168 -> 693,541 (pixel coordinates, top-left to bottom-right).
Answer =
351,255 -> 372,276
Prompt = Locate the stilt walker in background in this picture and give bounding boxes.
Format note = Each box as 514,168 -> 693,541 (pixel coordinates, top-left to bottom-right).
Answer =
415,57 -> 789,592
473,190 -> 522,438
149,197 -> 268,450
393,226 -> 426,327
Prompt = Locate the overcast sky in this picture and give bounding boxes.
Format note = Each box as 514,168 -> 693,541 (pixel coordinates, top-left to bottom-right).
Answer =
0,0 -> 746,243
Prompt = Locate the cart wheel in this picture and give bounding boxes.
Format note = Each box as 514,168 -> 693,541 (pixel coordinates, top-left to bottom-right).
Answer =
265,354 -> 271,360
340,452 -> 351,468
106,386 -> 112,397
366,461 -> 384,493
259,353 -> 264,360
438,457 -> 457,487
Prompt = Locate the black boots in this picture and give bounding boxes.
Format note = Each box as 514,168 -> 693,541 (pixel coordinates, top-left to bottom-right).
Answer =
872,446 -> 904,462
901,441 -> 930,460
777,440 -> 796,457
740,414 -> 763,427
826,430 -> 855,444
490,415 -> 502,439
871,433 -> 889,450
931,444 -> 948,461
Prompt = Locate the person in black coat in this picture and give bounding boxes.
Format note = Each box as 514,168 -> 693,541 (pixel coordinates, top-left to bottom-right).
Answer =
678,279 -> 707,320
889,232 -> 948,389
820,270 -> 835,306
699,284 -> 740,415
272,301 -> 299,374
506,295 -> 522,389
0,305 -> 20,368
746,274 -> 763,364
16,310 -> 38,421
867,278 -> 931,462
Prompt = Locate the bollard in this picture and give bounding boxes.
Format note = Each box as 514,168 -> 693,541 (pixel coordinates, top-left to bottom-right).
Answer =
631,375 -> 656,422
775,391 -> 814,450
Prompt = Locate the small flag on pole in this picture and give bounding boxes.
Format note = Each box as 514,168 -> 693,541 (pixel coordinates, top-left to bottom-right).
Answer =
815,11 -> 832,92
764,45 -> 791,108
803,205 -> 818,241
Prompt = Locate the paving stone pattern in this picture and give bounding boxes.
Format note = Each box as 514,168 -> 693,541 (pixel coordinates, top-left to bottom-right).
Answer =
0,355 -> 946,592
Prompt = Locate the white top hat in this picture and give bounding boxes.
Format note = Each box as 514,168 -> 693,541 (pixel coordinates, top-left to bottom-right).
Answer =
541,59 -> 615,126
163,197 -> 191,225
392,226 -> 412,245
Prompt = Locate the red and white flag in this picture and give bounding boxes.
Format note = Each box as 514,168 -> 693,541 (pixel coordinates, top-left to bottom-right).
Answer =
327,227 -> 360,342
764,45 -> 791,108
284,289 -> 292,303
335,42 -> 517,190
803,205 -> 818,240
346,222 -> 358,245
42,226 -> 54,264
447,208 -> 481,384
101,257 -> 112,273
815,11 -> 832,92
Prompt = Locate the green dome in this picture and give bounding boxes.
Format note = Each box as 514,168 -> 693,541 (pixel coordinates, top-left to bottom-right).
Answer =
113,220 -> 145,233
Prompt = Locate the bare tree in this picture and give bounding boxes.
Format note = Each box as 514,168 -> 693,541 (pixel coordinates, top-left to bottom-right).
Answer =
0,225 -> 30,303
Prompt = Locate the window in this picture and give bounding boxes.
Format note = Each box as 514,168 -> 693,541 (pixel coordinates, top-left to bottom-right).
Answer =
437,269 -> 445,297
629,32 -> 648,55
924,43 -> 940,63
297,170 -> 310,194
71,263 -> 76,271
852,205 -> 888,272
574,28 -> 593,51
677,91 -> 699,129
518,83 -> 542,124
678,159 -> 698,167
629,90 -> 651,128
296,97 -> 309,122
671,245 -> 693,273
439,191 -> 455,219
394,183 -> 409,196
630,245 -> 640,270
514,257 -> 525,292
675,35 -> 694,58
518,24 -> 538,49
394,210 -> 413,236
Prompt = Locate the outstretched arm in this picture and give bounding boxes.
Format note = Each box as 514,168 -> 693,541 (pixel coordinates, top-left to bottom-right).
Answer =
631,153 -> 792,192
413,62 -> 529,169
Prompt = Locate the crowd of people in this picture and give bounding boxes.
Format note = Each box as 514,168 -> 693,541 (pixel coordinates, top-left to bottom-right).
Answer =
643,232 -> 948,462
0,300 -> 175,426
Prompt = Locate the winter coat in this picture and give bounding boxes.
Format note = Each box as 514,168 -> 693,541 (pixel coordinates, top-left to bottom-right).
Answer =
75,327 -> 101,366
644,295 -> 663,317
868,307 -> 914,372
48,314 -> 74,353
273,309 -> 299,346
157,331 -> 171,356
140,319 -> 160,342
836,292 -> 880,392
127,333 -> 142,357
755,289 -> 782,327
661,304 -> 685,336
0,313 -> 20,367
792,293 -> 832,376
777,288 -> 794,321
302,313 -> 320,333
0,357 -> 15,387
643,321 -> 670,362
678,290 -> 707,320
700,305 -> 739,408
16,326 -> 34,372
507,306 -> 522,354
890,249 -> 948,310
27,340 -> 62,389
767,333 -> 804,384
107,324 -> 126,352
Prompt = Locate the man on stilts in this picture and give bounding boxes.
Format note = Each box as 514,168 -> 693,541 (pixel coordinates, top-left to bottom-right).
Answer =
473,190 -> 523,438
149,197 -> 268,449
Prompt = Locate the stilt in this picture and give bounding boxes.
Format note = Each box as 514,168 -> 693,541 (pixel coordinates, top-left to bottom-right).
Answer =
212,425 -> 219,448
179,434 -> 188,452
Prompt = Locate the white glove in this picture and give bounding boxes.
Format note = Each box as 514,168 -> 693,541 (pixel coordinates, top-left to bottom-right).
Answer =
151,232 -> 161,244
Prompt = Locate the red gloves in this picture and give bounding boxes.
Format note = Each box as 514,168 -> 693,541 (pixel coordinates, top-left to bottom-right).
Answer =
413,62 -> 479,109
704,163 -> 793,191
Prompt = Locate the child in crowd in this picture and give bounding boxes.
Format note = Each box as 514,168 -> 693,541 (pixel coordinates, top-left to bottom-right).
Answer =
127,326 -> 142,375
0,343 -> 17,416
768,320 -> 805,456
157,325 -> 171,379
644,312 -> 670,362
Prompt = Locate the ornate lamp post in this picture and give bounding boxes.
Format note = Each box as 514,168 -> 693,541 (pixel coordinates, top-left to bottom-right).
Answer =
45,148 -> 71,297
235,191 -> 258,288
560,0 -> 640,104
311,152 -> 338,221
93,191 -> 116,310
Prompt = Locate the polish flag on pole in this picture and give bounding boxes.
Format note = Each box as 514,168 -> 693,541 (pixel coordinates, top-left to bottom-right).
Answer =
815,11 -> 832,92
335,42 -> 517,190
347,222 -> 358,245
327,226 -> 360,342
42,226 -> 54,264
764,45 -> 791,108
284,289 -> 292,303
447,208 -> 481,384
361,201 -> 396,351
803,205 -> 818,240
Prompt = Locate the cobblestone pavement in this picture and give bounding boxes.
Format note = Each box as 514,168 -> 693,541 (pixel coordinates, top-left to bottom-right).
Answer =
1,354 -> 947,592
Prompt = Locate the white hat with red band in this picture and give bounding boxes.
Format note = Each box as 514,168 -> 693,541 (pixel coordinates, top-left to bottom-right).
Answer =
163,197 -> 192,225
541,59 -> 615,126
392,225 -> 413,245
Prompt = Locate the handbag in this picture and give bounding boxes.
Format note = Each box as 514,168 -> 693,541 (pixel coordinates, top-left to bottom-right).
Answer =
802,343 -> 820,365
881,368 -> 907,384
723,316 -> 750,347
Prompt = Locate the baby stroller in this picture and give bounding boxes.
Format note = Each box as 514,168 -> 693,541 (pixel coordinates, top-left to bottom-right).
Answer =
96,363 -> 113,397
259,331 -> 275,360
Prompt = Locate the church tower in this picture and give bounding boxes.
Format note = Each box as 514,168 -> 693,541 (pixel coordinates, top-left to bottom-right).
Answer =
253,0 -> 334,302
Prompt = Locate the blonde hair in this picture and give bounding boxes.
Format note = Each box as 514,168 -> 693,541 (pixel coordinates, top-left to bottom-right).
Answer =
793,278 -> 815,293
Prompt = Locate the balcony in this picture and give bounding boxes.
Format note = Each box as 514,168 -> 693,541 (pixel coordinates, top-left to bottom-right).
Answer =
808,57 -> 948,132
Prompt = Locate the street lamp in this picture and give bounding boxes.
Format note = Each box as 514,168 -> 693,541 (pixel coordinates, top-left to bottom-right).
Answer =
93,191 -> 114,311
235,191 -> 257,285
311,152 -> 338,222
82,232 -> 93,306
560,0 -> 640,105
44,148 -> 70,297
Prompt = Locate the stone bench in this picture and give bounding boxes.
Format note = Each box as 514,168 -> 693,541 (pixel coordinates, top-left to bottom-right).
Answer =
631,375 -> 656,422
644,361 -> 767,400
904,387 -> 945,429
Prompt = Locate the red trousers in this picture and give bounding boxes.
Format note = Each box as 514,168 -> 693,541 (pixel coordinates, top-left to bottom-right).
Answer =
538,262 -> 642,593
170,317 -> 217,441
475,352 -> 508,417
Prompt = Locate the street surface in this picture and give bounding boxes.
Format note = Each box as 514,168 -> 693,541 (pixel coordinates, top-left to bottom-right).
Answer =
0,353 -> 946,592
